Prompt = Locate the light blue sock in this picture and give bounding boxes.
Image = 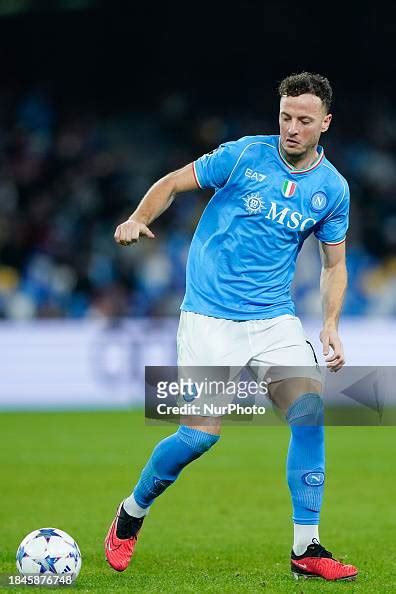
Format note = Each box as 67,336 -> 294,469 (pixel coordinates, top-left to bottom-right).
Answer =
133,425 -> 220,508
286,393 -> 325,525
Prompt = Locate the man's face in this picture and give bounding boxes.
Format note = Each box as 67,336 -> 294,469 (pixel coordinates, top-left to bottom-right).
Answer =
279,93 -> 332,158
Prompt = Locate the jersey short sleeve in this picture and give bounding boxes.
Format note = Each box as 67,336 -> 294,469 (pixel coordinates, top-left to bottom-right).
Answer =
314,182 -> 350,245
193,140 -> 243,189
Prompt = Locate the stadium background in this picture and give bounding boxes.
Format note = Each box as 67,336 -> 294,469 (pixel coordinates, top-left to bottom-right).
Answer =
0,2 -> 395,592
0,1 -> 395,407
0,1 -> 395,324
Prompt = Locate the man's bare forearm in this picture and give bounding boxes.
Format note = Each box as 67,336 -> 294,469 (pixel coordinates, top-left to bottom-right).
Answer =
320,262 -> 347,329
128,164 -> 198,226
114,164 -> 197,246
128,173 -> 178,226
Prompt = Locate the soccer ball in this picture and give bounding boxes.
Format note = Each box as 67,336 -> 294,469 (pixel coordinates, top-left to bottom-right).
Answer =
16,528 -> 82,582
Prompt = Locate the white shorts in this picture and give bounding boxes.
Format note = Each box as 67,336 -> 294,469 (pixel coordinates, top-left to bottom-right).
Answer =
176,311 -> 321,415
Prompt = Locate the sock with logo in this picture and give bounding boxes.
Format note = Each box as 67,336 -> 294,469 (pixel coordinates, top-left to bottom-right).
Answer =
130,425 -> 220,510
286,393 -> 325,536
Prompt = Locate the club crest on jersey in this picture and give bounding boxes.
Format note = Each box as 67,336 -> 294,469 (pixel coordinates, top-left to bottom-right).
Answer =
281,180 -> 297,198
243,192 -> 265,215
310,192 -> 328,212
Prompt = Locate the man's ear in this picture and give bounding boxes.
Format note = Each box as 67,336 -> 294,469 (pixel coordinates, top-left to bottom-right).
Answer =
321,113 -> 332,133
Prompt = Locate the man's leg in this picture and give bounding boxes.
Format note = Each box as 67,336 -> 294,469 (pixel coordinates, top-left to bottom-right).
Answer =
105,310 -> 248,571
250,315 -> 357,580
269,376 -> 357,580
105,416 -> 221,571
286,391 -> 324,552
269,378 -> 324,553
124,417 -> 221,518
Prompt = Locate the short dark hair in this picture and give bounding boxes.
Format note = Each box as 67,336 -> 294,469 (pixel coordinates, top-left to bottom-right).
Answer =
278,72 -> 333,113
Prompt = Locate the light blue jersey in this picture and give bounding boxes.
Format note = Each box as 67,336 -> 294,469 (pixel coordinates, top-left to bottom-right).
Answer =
181,135 -> 349,320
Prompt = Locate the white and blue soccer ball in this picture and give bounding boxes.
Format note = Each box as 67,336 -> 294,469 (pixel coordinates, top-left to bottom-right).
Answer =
16,528 -> 82,582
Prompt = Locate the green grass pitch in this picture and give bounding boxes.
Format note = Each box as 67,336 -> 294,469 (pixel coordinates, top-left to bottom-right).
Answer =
1,410 -> 395,593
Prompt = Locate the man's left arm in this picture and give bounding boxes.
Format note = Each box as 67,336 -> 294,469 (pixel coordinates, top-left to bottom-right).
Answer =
319,241 -> 347,372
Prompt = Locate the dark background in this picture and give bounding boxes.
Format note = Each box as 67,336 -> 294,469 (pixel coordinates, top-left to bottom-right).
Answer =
1,2 -> 394,110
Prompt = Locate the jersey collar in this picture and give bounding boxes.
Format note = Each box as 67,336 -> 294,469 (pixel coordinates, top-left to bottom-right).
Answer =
277,137 -> 325,174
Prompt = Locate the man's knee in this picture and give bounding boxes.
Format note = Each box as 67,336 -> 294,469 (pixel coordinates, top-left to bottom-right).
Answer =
286,393 -> 324,427
177,424 -> 220,454
180,415 -> 222,436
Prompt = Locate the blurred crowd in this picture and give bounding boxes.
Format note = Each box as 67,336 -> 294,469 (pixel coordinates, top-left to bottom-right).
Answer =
0,88 -> 395,319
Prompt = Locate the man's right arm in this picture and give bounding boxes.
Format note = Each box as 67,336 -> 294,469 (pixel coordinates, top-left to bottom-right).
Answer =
114,163 -> 199,246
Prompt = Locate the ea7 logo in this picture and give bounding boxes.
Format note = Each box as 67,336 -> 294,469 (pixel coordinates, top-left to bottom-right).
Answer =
245,168 -> 267,182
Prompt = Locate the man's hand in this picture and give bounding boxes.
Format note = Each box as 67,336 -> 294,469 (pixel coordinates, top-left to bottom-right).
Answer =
114,219 -> 155,246
319,327 -> 345,372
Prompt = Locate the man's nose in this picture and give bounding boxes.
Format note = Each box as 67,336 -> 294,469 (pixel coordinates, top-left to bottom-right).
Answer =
288,120 -> 299,135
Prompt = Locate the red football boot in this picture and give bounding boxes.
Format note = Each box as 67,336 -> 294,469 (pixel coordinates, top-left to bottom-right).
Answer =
291,539 -> 358,581
104,501 -> 144,572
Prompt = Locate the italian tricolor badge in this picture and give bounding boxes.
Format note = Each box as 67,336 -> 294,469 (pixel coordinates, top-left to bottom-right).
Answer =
282,180 -> 297,197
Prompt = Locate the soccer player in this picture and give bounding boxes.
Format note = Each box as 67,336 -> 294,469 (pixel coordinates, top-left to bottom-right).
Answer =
105,72 -> 358,581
